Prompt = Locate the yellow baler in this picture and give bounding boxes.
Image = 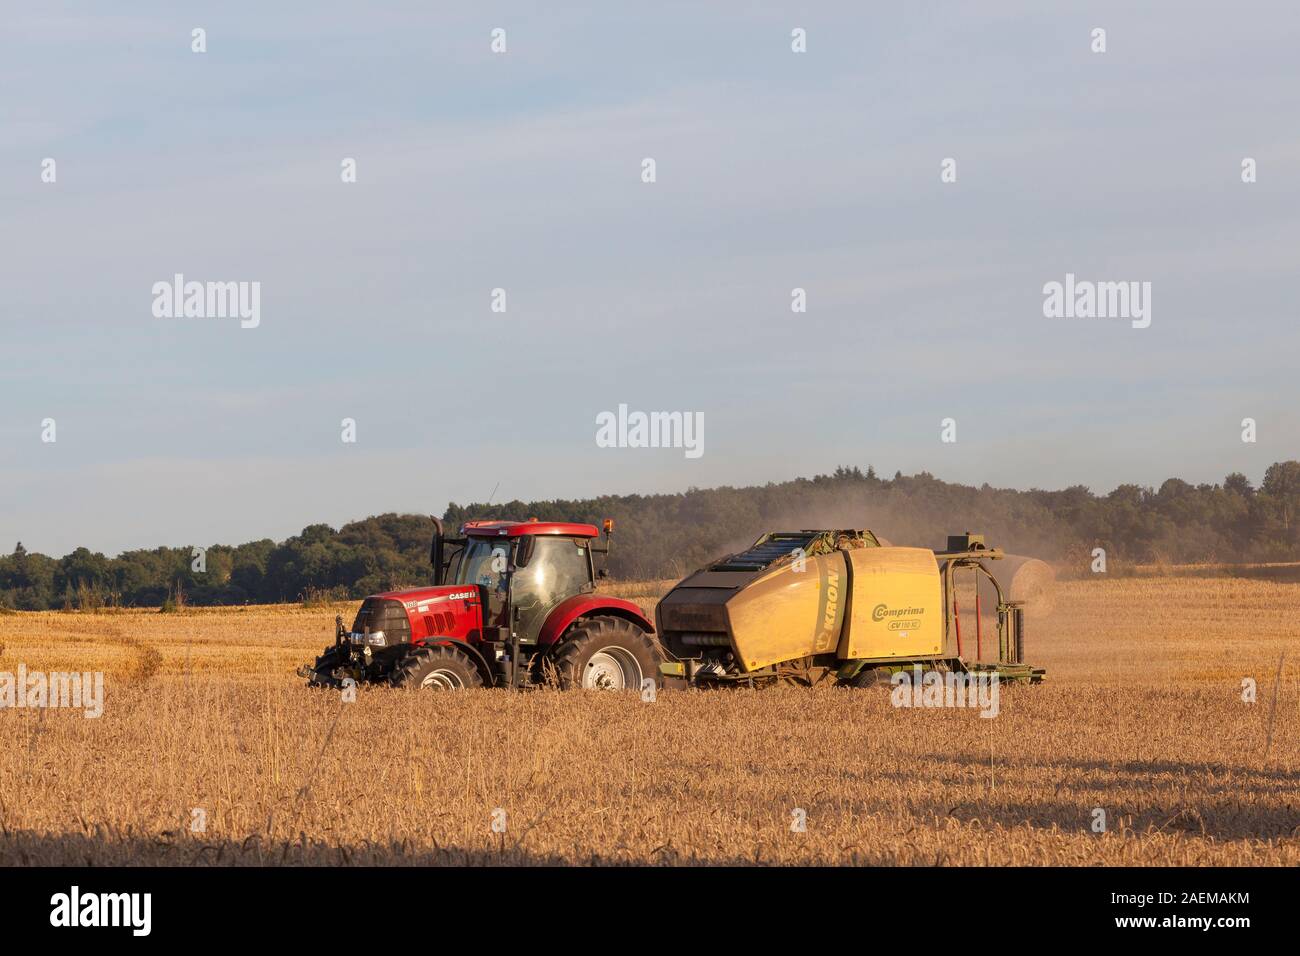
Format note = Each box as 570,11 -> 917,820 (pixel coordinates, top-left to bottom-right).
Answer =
655,530 -> 1044,685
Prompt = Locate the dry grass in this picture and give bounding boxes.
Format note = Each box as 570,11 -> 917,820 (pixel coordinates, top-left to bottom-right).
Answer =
0,575 -> 1296,866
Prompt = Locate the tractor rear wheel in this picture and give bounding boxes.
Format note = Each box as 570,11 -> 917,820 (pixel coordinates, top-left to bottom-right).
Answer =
389,645 -> 484,690
552,616 -> 662,691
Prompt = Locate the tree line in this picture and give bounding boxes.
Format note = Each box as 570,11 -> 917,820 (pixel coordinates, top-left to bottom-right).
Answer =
3,461 -> 1298,610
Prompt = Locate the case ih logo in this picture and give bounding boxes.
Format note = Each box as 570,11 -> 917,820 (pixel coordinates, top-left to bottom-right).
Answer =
404,591 -> 474,609
872,603 -> 925,623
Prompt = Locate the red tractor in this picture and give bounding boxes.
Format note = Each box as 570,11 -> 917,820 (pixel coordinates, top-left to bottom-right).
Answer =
297,518 -> 663,691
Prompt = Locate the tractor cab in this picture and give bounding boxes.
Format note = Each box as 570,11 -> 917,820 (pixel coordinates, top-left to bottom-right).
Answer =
444,520 -> 603,644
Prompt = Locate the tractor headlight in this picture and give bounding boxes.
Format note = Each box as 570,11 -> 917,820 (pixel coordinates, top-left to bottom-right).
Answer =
350,631 -> 387,647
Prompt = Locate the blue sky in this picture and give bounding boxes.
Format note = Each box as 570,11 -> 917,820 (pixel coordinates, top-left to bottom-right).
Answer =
2,2 -> 1298,556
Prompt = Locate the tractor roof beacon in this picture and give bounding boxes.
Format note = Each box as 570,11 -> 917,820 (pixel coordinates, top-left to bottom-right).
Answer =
298,516 -> 663,693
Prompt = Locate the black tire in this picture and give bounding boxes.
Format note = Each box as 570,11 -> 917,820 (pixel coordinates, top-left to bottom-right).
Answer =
388,644 -> 484,690
551,616 -> 663,691
306,645 -> 347,688
845,666 -> 892,689
843,662 -> 948,688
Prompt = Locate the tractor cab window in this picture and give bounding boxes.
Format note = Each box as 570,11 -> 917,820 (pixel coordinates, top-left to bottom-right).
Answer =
510,536 -> 593,643
454,538 -> 512,588
455,537 -> 513,628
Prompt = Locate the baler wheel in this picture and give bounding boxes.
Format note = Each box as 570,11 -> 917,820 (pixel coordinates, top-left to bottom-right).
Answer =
551,616 -> 663,692
389,645 -> 484,690
847,667 -> 893,689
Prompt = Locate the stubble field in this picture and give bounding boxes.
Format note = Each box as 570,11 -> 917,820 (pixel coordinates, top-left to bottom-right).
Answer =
0,574 -> 1296,866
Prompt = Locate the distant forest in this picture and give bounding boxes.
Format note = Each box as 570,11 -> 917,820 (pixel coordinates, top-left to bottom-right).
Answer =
3,461 -> 1299,610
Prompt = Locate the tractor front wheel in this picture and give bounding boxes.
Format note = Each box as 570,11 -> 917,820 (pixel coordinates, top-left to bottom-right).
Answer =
305,645 -> 348,688
389,645 -> 484,690
552,616 -> 662,691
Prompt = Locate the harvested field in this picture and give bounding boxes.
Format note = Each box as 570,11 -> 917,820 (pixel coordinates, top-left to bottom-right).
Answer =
0,575 -> 1296,865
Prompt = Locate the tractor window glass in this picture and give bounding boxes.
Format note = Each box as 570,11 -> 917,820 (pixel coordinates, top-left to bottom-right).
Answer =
510,537 -> 592,642
454,538 -> 511,593
528,537 -> 592,601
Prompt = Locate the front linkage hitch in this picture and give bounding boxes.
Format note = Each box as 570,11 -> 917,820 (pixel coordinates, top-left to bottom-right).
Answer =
296,614 -> 371,686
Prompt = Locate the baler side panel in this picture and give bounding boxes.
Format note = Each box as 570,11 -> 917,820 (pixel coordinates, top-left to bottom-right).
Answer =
839,547 -> 943,660
725,551 -> 847,671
